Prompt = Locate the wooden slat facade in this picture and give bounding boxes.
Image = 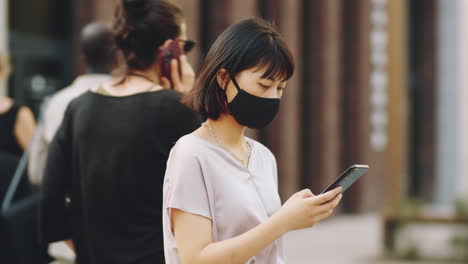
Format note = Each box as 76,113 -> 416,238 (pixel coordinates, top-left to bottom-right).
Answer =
300,0 -> 342,198
74,0 -> 425,213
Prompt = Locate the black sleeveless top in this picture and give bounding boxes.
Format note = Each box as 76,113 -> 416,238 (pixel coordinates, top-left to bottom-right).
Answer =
40,90 -> 201,264
0,104 -> 23,157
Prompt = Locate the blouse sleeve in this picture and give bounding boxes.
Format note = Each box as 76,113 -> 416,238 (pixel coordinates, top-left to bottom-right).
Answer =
39,105 -> 73,243
271,153 -> 279,192
165,144 -> 211,221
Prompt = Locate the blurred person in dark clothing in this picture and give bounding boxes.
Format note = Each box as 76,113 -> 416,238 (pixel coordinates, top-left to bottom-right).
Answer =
28,22 -> 115,187
29,22 -> 116,262
0,53 -> 36,157
39,0 -> 200,263
0,53 -> 36,201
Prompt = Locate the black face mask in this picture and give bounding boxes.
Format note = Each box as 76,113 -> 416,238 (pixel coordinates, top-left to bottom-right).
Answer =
227,76 -> 280,129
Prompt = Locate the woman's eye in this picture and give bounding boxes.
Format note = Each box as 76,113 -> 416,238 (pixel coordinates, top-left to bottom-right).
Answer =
260,84 -> 270,89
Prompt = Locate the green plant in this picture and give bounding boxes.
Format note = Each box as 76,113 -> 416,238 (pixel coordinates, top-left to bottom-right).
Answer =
454,198 -> 468,218
450,236 -> 468,261
450,197 -> 468,261
400,242 -> 421,261
396,198 -> 425,218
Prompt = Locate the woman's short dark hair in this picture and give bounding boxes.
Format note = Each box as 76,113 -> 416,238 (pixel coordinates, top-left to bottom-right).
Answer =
185,18 -> 294,120
113,0 -> 183,70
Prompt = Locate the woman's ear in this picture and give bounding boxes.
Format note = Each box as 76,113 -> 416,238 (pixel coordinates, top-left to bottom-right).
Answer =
216,69 -> 230,91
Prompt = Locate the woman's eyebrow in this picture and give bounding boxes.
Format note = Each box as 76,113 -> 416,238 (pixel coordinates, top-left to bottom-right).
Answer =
259,76 -> 276,81
260,76 -> 287,82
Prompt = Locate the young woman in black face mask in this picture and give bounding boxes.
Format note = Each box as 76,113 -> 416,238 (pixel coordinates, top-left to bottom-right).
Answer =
162,18 -> 343,264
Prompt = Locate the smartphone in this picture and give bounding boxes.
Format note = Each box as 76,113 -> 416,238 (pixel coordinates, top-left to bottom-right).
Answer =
320,164 -> 369,195
160,39 -> 182,85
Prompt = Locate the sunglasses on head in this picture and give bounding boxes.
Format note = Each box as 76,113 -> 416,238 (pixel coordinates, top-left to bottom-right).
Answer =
179,40 -> 196,53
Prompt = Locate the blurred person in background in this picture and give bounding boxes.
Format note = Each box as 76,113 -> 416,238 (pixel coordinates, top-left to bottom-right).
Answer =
163,18 -> 343,264
29,22 -> 115,262
0,53 -> 36,157
39,0 -> 200,263
28,22 -> 115,187
0,53 -> 36,201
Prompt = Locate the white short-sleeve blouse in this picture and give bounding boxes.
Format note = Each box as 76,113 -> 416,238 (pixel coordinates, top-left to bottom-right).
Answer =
163,134 -> 285,264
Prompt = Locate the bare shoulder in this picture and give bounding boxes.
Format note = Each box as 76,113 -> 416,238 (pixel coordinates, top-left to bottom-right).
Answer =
16,106 -> 35,124
0,96 -> 14,113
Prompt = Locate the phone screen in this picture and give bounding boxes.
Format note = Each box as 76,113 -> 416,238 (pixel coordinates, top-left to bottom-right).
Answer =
320,165 -> 369,194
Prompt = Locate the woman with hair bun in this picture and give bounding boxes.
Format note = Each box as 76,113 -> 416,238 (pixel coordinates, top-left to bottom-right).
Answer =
39,1 -> 199,263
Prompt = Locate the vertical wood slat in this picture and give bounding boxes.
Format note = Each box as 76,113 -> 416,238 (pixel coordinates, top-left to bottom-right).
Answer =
199,0 -> 230,56
94,0 -> 116,24
341,0 -> 388,212
257,0 -> 302,200
73,0 -> 96,75
171,0 -> 202,68
302,0 -> 342,195
409,0 -> 437,201
276,0 -> 302,200
387,0 -> 409,211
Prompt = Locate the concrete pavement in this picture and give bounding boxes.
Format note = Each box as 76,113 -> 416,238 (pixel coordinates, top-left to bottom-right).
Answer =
283,213 -> 464,264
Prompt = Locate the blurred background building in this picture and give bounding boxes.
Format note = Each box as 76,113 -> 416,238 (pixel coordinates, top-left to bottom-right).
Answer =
0,0 -> 466,215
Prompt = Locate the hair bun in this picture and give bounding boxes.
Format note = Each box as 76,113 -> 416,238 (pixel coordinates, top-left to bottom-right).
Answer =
123,0 -> 153,18
123,0 -> 147,8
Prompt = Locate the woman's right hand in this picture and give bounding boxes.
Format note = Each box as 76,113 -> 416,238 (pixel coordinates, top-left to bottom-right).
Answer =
272,187 -> 343,232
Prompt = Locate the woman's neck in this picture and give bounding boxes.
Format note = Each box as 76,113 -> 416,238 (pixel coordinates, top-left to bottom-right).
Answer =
99,66 -> 163,96
128,68 -> 161,84
206,114 -> 246,148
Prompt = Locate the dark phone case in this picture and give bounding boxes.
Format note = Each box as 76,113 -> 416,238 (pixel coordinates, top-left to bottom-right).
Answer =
320,165 -> 369,194
160,39 -> 182,85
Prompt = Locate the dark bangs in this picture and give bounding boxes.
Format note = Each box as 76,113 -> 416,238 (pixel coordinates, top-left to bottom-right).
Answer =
239,32 -> 294,82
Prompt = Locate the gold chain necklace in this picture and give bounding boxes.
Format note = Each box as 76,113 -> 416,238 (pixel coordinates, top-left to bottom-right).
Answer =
202,122 -> 251,166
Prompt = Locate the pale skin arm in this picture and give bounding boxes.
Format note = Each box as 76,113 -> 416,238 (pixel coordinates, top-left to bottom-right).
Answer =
14,106 -> 36,150
172,187 -> 342,264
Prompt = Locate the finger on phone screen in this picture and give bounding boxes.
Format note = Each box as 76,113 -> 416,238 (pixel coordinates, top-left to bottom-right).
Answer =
316,187 -> 341,205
